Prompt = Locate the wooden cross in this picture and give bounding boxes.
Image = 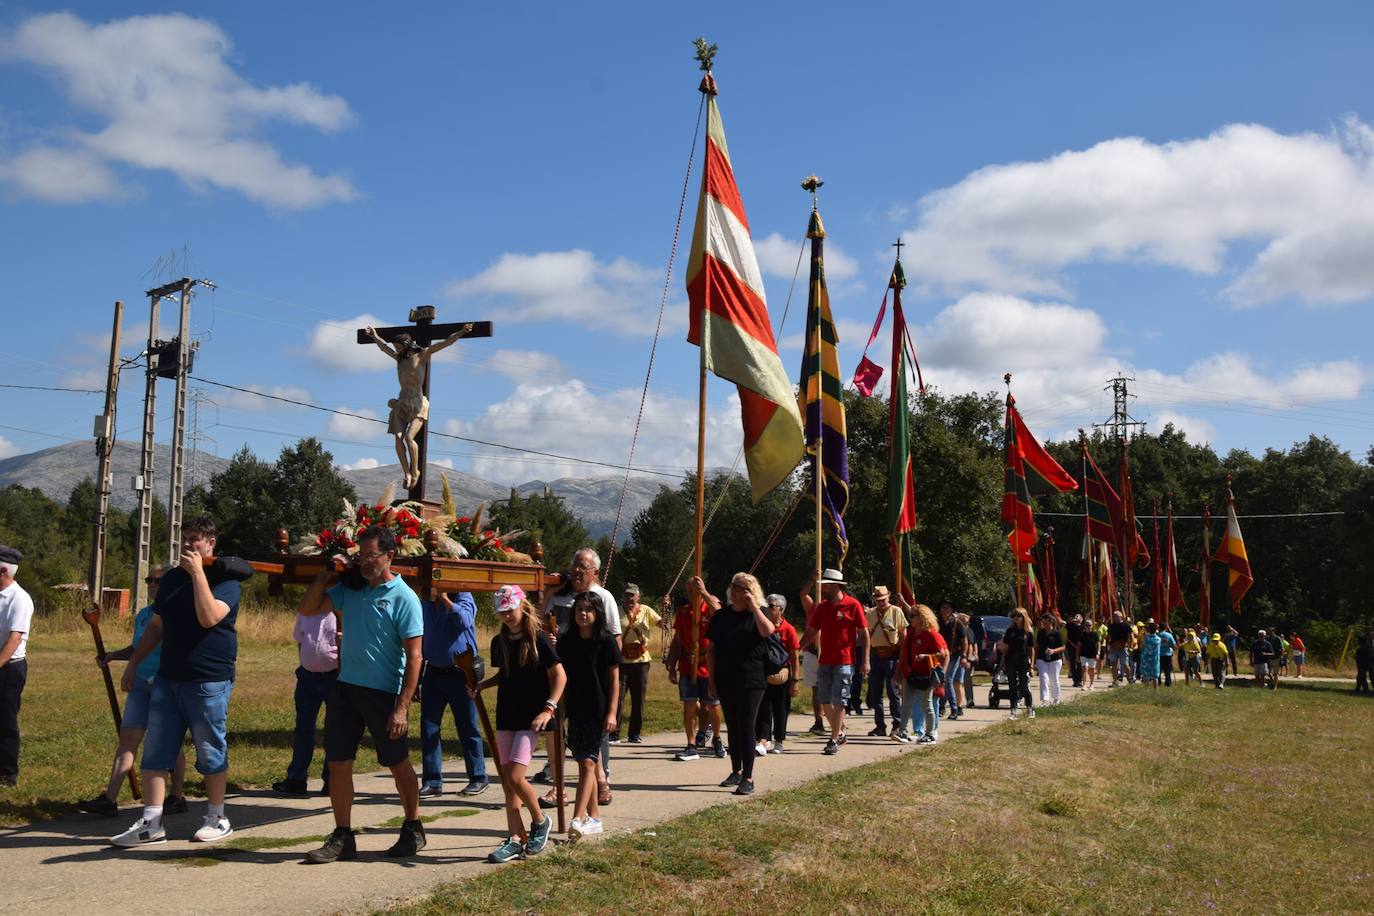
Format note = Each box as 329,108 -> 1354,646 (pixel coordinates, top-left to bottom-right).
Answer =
355,306 -> 492,502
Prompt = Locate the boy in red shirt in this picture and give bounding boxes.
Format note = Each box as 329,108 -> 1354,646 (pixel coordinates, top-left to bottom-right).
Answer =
799,569 -> 869,755
664,586 -> 723,761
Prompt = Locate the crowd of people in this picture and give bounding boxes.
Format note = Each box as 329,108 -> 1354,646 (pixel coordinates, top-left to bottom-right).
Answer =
1,523 -> 1372,866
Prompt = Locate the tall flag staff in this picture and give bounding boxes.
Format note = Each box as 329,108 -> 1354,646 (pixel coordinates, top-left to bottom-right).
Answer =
1081,435 -> 1148,614
1002,376 -> 1077,608
885,245 -> 919,603
1211,476 -> 1254,631
684,39 -> 804,617
1198,505 -> 1213,629
1163,495 -> 1187,628
1118,439 -> 1150,619
1149,496 -> 1165,622
798,176 -> 850,585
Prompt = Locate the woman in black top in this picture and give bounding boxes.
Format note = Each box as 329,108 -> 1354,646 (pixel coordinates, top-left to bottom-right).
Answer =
698,572 -> 775,796
1034,614 -> 1066,706
999,608 -> 1035,720
558,592 -> 621,840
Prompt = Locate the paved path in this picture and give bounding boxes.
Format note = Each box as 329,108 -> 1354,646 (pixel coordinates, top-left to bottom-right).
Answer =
0,680 -> 1081,915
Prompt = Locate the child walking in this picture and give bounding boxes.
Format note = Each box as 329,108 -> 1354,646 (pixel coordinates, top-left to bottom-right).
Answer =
470,585 -> 565,863
559,592 -> 621,840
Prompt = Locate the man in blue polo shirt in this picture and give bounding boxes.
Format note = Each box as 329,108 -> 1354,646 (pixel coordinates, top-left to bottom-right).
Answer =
297,526 -> 425,864
419,590 -> 488,798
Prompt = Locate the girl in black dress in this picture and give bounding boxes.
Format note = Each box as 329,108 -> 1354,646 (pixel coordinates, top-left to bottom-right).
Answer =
559,592 -> 621,840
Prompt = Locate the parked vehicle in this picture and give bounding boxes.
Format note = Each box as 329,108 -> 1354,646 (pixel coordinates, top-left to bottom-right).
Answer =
975,615 -> 1011,672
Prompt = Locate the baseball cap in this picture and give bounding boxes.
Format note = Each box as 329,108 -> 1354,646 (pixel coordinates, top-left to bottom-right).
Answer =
495,585 -> 526,613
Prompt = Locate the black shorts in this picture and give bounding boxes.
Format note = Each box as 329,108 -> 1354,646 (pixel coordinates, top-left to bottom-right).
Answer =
566,718 -> 604,762
325,680 -> 409,768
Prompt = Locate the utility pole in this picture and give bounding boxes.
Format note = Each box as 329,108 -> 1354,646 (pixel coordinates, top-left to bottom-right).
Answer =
132,277 -> 211,606
1093,372 -> 1146,442
88,301 -> 123,611
187,388 -> 217,490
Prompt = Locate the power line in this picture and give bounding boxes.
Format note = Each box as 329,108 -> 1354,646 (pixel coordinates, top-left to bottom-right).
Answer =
0,382 -> 103,394
1037,511 -> 1346,520
189,375 -> 688,479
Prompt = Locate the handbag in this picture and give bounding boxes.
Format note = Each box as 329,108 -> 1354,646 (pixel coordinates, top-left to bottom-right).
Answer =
764,633 -> 788,677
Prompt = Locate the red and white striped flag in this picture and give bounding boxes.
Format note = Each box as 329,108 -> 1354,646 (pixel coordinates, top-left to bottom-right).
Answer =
686,79 -> 803,501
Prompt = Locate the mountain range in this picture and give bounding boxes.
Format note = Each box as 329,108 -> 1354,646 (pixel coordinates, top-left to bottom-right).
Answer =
0,442 -> 671,543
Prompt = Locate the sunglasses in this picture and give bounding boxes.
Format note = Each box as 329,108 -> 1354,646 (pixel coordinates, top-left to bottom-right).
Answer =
145,577 -> 162,584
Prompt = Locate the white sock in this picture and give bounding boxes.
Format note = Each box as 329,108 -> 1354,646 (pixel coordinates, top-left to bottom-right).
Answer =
142,805 -> 163,830
207,802 -> 225,819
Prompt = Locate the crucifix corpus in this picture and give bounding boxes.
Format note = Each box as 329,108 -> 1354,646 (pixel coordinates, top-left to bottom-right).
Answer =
356,306 -> 492,501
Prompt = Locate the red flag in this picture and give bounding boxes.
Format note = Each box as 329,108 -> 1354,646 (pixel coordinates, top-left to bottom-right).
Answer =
1212,481 -> 1254,610
1149,498 -> 1165,621
1040,530 -> 1060,617
1120,445 -> 1150,569
1082,444 -> 1148,562
1003,395 -> 1076,561
1198,506 -> 1213,628
852,293 -> 887,396
1164,499 -> 1187,626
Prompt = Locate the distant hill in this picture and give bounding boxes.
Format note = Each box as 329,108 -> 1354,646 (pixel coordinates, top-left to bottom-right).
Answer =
0,445 -> 673,543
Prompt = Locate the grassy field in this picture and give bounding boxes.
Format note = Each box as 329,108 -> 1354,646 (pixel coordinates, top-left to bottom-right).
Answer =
1,606 -> 695,826
389,680 -> 1374,916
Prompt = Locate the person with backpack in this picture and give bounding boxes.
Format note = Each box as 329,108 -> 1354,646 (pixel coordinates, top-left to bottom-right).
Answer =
895,604 -> 948,744
755,594 -> 799,755
699,573 -> 775,796
864,586 -> 907,736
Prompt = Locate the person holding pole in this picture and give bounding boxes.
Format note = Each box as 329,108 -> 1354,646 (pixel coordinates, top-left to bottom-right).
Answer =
471,586 -> 563,863
798,569 -> 869,756
0,545 -> 33,788
78,565 -> 188,817
418,590 -> 488,798
297,526 -> 426,863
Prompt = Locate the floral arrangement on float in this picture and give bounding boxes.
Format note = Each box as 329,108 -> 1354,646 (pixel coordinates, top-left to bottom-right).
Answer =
429,475 -> 534,564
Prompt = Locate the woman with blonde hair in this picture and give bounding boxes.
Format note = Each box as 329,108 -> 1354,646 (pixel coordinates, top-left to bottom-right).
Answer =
1000,608 -> 1035,720
894,604 -> 949,744
696,572 -> 775,795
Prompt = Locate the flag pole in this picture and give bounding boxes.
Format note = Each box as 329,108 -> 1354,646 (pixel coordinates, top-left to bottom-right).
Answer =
1120,437 -> 1134,621
690,42 -> 717,666
1005,373 -> 1023,609
804,177 -> 825,591
1079,431 -> 1095,622
1199,503 -> 1212,630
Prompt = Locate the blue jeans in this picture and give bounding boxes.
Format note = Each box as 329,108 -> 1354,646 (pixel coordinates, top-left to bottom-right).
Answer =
288,667 -> 337,782
866,654 -> 900,727
142,677 -> 233,775
899,681 -> 938,737
420,667 -> 487,787
938,656 -> 964,715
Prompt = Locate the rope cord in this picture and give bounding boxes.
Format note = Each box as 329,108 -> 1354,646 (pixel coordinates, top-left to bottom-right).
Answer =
604,92 -> 706,579
749,486 -> 806,574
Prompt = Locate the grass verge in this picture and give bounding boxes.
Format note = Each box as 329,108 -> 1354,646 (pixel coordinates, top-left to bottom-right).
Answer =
387,681 -> 1374,915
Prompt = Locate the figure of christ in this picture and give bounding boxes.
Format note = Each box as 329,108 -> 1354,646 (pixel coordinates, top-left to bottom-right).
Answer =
365,324 -> 472,489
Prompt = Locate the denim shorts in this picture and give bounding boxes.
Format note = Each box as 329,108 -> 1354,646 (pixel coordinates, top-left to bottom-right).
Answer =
122,676 -> 155,731
142,677 -> 233,776
677,675 -> 719,705
815,664 -> 852,706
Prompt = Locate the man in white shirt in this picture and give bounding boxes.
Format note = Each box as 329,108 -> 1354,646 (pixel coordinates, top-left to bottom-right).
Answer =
0,545 -> 34,787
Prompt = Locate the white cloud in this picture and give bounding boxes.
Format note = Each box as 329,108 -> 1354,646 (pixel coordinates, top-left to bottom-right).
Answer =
444,250 -> 674,336
478,349 -> 568,383
922,293 -> 1106,373
1152,411 -> 1216,444
0,435 -> 17,459
326,406 -> 382,441
432,458 -> 454,469
305,313 -> 465,371
0,12 -> 356,208
339,457 -> 380,471
754,232 -> 860,281
900,119 -> 1374,306
209,384 -> 313,412
443,378 -> 740,484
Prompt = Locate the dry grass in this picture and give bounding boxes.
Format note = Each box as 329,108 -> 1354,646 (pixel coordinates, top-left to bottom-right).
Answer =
390,681 -> 1374,915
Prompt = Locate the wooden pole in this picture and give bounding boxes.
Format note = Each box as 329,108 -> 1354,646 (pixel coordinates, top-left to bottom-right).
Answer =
452,650 -> 527,844
83,300 -> 139,800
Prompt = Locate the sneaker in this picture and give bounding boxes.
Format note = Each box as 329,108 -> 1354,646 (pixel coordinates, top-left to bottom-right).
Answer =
385,819 -> 427,857
272,778 -> 309,795
1027,708 -> 1036,719
769,742 -> 785,754
720,772 -> 741,787
808,721 -> 826,736
754,741 -> 767,757
867,726 -> 887,737
192,814 -> 233,843
694,728 -> 708,748
890,731 -> 910,743
823,739 -> 839,756
713,737 -> 726,759
568,816 -> 586,841
966,700 -> 977,708
111,816 -> 166,847
530,768 -> 553,785
487,836 -> 524,864
165,795 -> 189,815
628,734 -> 643,743
607,734 -> 621,744
918,733 -> 937,744
460,779 -> 489,797
578,817 -> 603,836
418,783 -> 443,798
836,733 -> 848,746
304,826 -> 357,863
1009,709 -> 1018,720
674,744 -> 700,761
733,778 -> 755,796
525,816 -> 552,855
77,793 -> 118,818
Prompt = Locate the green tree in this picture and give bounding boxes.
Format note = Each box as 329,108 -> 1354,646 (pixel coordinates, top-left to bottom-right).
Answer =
270,438 -> 356,549
489,487 -> 589,573
197,447 -> 279,556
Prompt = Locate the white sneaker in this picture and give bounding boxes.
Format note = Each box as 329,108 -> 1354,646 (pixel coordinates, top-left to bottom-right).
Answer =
1027,708 -> 1036,719
754,741 -> 767,757
1008,709 -> 1017,720
111,816 -> 166,847
191,814 -> 233,843
579,817 -> 603,836
568,816 -> 586,841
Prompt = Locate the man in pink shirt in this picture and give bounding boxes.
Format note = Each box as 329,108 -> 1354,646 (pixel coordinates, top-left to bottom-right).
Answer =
798,568 -> 869,755
273,609 -> 340,794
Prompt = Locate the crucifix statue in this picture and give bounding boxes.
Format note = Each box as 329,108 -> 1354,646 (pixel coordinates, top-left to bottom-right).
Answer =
356,306 -> 492,500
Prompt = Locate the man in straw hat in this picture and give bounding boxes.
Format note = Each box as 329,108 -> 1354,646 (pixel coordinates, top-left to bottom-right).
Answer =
799,569 -> 869,756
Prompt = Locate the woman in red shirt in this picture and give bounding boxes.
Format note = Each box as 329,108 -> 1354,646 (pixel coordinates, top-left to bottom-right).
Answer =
895,605 -> 949,744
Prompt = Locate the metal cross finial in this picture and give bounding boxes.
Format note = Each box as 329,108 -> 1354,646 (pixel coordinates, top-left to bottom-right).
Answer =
801,174 -> 823,209
892,237 -> 905,260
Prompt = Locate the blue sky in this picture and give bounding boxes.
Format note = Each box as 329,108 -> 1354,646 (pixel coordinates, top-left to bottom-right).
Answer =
2,2 -> 1372,490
